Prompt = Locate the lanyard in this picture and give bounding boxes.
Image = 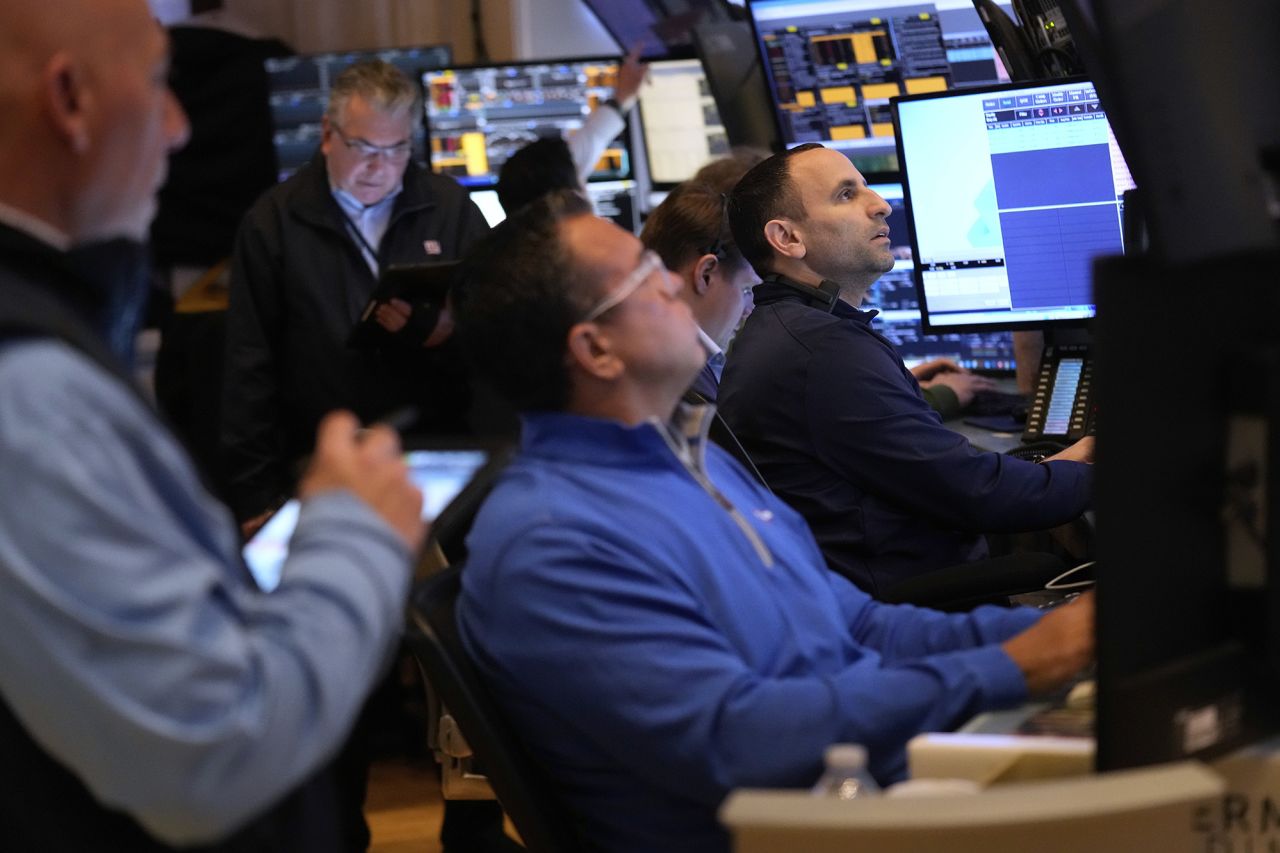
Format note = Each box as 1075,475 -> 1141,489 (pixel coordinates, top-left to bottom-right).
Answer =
340,209 -> 380,277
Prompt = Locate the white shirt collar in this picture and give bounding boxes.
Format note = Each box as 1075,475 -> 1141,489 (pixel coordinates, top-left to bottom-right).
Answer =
0,200 -> 71,252
697,326 -> 723,360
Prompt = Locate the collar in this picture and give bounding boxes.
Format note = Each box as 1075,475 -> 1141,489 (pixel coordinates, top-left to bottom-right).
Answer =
0,200 -> 71,252
752,273 -> 878,324
520,403 -> 717,474
290,151 -> 434,234
696,326 -> 723,360
330,181 -> 403,218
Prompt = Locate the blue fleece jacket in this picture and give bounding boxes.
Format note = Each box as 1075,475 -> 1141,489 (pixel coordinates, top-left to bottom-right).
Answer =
457,410 -> 1040,853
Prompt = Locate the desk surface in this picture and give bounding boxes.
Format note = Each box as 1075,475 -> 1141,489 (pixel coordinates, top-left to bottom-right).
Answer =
943,377 -> 1025,454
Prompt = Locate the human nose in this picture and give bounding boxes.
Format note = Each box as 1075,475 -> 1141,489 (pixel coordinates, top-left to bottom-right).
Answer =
868,190 -> 891,219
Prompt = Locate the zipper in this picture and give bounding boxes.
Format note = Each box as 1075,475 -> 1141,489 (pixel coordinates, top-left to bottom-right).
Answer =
654,412 -> 775,568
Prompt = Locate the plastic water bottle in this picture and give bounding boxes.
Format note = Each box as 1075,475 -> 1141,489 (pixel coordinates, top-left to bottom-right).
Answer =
811,743 -> 882,799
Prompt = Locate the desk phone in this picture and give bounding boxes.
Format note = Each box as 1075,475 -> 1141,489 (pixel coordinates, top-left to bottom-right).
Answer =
1023,344 -> 1095,442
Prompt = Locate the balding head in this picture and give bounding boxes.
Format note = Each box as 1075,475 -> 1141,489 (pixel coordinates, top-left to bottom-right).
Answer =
0,0 -> 189,243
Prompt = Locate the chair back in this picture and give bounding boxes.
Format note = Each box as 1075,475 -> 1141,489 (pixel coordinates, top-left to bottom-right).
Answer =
407,567 -> 586,853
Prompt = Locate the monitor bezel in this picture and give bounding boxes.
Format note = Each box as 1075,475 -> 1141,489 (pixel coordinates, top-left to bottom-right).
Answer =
892,75 -> 1110,335
420,54 -> 634,189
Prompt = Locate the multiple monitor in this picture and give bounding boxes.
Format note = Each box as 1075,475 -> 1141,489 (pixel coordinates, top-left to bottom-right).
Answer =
746,0 -> 1011,173
893,76 -> 1134,333
255,3 -> 1280,789
264,44 -> 452,181
422,58 -> 631,188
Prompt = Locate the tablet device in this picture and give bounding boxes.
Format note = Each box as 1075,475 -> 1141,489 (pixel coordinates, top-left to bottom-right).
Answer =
347,261 -> 460,349
243,446 -> 491,592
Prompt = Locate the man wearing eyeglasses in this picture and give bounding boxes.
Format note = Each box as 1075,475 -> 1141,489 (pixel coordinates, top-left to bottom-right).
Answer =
640,180 -> 758,403
452,191 -> 1094,853
223,60 -> 489,532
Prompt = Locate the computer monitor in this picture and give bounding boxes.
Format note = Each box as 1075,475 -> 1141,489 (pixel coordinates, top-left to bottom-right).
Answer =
581,0 -> 737,60
422,58 -> 632,189
1094,252 -> 1280,771
637,58 -> 730,187
746,0 -> 1012,173
264,44 -> 452,182
863,181 -> 1016,372
892,76 -> 1135,333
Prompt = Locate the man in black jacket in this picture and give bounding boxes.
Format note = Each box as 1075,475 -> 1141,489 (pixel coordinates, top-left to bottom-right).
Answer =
223,60 -> 489,530
719,144 -> 1093,595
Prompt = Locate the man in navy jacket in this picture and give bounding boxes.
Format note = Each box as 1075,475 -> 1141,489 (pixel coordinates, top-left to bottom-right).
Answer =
718,144 -> 1093,595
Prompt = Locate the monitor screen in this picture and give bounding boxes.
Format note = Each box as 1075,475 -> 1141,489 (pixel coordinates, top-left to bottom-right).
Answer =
863,182 -> 1015,372
264,44 -> 452,182
894,77 -> 1135,333
746,0 -> 1010,173
637,59 -> 730,186
423,58 -> 631,189
581,0 -> 735,59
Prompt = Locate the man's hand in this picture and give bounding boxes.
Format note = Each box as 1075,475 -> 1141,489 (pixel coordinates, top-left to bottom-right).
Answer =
919,371 -> 997,406
1046,435 -> 1094,464
1001,591 -> 1095,695
910,357 -> 963,382
298,411 -> 426,551
374,298 -> 412,334
614,43 -> 649,109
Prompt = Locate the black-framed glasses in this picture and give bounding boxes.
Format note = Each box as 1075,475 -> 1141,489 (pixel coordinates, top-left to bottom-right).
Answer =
331,122 -> 413,163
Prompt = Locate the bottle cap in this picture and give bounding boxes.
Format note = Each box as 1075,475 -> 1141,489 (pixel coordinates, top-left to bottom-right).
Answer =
824,743 -> 868,767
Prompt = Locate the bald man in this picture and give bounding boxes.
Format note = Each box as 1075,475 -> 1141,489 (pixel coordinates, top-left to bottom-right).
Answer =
0,2 -> 425,849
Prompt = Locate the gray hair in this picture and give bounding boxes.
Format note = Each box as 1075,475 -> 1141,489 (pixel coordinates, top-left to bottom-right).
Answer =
325,59 -> 421,125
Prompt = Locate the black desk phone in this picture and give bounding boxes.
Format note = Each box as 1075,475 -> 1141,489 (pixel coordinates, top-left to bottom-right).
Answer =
1023,344 -> 1095,442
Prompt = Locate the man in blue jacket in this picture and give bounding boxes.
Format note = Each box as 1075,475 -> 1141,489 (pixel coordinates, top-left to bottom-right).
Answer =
719,144 -> 1094,595
453,190 -> 1094,853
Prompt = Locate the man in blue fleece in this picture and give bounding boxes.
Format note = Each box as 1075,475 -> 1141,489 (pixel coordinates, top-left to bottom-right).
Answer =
452,190 -> 1094,853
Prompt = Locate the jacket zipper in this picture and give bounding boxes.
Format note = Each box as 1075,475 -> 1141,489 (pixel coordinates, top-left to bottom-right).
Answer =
655,419 -> 775,568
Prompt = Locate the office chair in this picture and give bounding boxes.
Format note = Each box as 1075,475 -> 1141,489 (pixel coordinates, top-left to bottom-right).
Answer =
406,566 -> 588,853
720,761 -> 1224,853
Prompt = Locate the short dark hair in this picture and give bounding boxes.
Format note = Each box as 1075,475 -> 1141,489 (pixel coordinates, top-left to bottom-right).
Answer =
726,142 -> 824,277
691,147 -> 771,194
640,181 -> 746,276
456,190 -> 595,412
496,137 -> 580,215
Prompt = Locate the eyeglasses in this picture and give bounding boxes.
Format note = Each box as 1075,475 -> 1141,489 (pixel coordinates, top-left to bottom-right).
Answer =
579,250 -> 668,323
331,122 -> 413,163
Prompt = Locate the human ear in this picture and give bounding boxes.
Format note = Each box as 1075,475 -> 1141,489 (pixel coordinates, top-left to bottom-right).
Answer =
565,323 -> 625,380
763,218 -> 805,260
693,254 -> 718,295
43,53 -> 91,154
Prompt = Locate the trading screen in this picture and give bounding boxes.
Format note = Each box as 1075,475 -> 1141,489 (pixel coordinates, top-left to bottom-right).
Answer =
637,58 -> 729,186
423,59 -> 630,188
863,182 -> 1015,371
895,78 -> 1135,331
748,0 -> 1008,171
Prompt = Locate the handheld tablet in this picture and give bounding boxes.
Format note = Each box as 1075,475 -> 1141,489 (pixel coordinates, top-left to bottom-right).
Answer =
243,447 -> 490,592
